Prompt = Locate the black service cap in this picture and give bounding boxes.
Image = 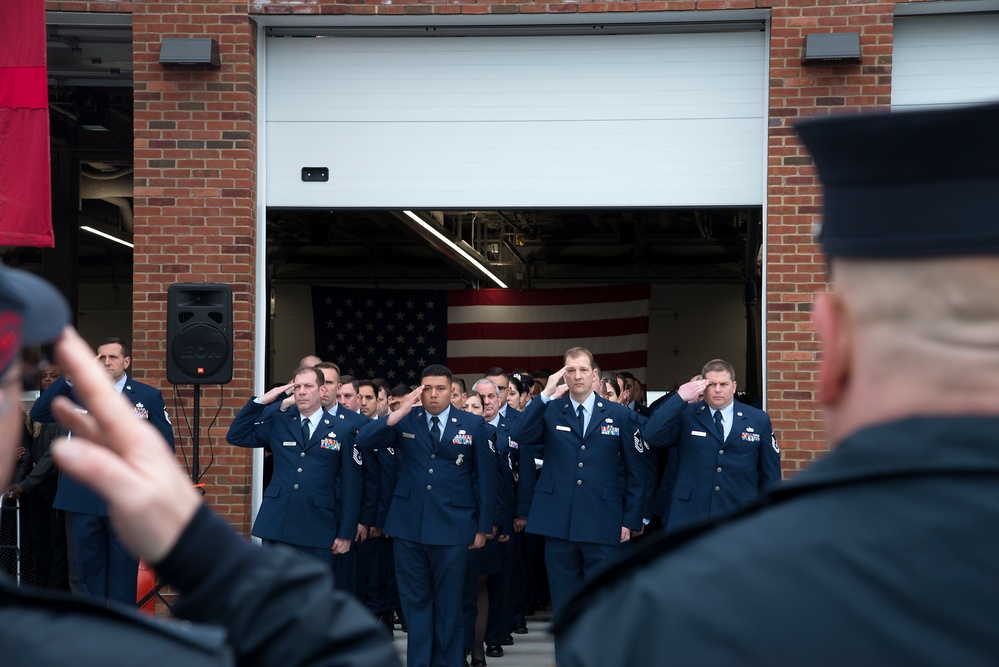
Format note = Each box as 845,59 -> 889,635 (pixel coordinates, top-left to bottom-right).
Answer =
795,101 -> 999,258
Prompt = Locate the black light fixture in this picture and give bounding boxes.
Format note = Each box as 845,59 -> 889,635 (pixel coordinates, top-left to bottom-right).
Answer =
158,38 -> 221,68
802,33 -> 862,65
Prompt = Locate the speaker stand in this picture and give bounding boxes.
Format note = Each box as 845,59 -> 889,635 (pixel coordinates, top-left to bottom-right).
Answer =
191,384 -> 201,484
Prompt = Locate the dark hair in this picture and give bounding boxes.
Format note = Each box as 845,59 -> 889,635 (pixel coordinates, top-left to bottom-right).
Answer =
452,377 -> 467,393
483,367 -> 506,378
339,375 -> 359,392
293,366 -> 324,386
99,337 -> 131,359
464,390 -> 482,405
600,374 -> 621,399
373,378 -> 391,393
508,374 -> 527,395
389,383 -> 411,398
422,364 -> 453,383
358,379 -> 378,394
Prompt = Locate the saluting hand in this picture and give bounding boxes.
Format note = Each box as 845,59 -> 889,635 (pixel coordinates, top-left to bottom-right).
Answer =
385,385 -> 424,427
543,367 -> 568,398
678,376 -> 709,403
259,381 -> 295,406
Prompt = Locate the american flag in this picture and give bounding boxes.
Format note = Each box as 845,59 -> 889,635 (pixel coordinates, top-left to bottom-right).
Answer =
312,284 -> 651,383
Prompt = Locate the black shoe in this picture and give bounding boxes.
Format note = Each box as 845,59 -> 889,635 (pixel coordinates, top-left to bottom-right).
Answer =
472,660 -> 487,667
500,634 -> 514,646
486,645 -> 504,658
512,622 -> 528,635
378,612 -> 394,636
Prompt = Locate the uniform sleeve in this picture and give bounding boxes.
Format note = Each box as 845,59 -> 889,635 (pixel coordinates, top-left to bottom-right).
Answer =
226,400 -> 271,449
28,376 -> 74,423
146,388 -> 176,450
758,415 -> 782,491
618,409 -> 650,530
473,420 -> 499,535
338,432 -> 363,540
641,392 -> 688,449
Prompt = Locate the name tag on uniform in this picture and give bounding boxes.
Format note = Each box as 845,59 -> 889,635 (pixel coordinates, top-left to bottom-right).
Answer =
690,431 -> 706,437
282,441 -> 297,447
556,425 -> 572,432
402,432 -> 416,439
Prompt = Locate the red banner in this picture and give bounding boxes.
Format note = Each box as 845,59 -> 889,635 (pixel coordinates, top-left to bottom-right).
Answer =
0,0 -> 53,247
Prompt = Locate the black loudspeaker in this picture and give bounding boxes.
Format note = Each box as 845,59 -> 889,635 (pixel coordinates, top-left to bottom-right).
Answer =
166,283 -> 233,385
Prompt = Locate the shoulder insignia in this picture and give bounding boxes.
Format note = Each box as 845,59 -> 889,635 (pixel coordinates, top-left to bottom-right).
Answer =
633,429 -> 646,453
772,435 -> 780,454
163,408 -> 171,425
353,446 -> 363,466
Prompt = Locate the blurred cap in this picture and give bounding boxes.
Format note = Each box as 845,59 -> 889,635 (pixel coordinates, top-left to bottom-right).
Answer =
0,265 -> 70,376
795,101 -> 999,258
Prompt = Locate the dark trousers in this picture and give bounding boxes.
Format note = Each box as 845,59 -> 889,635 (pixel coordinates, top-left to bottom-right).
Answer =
395,538 -> 469,667
263,539 -> 333,569
485,539 -> 513,644
71,512 -> 138,606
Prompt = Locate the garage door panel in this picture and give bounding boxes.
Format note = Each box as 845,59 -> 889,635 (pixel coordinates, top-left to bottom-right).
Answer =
893,13 -> 999,109
265,29 -> 765,207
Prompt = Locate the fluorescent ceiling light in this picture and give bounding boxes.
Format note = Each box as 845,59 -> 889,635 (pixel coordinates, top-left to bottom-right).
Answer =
402,210 -> 508,288
81,225 -> 134,248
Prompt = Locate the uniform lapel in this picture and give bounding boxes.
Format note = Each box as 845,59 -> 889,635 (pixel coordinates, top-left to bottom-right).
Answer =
412,408 -> 434,452
695,403 -> 723,444
587,398 -> 609,440
559,401 -> 584,438
438,411 -> 460,452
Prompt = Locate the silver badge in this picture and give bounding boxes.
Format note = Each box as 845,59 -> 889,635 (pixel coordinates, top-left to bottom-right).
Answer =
456,453 -> 465,466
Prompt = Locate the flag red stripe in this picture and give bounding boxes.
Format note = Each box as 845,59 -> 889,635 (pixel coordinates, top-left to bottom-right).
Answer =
449,316 -> 649,341
448,283 -> 652,308
447,351 -> 648,376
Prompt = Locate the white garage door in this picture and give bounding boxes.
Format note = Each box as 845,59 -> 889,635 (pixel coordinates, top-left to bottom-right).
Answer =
893,12 -> 999,109
264,28 -> 767,208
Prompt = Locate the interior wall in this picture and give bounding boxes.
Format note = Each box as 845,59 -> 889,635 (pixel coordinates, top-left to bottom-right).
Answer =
269,282 -> 749,393
77,281 -> 134,353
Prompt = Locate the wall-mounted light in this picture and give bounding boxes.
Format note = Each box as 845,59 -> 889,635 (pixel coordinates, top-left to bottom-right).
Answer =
159,38 -> 221,68
400,210 -> 508,288
802,33 -> 861,65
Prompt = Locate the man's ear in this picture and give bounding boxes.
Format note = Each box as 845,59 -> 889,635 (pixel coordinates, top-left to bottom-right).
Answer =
814,291 -> 850,407
123,356 -> 131,371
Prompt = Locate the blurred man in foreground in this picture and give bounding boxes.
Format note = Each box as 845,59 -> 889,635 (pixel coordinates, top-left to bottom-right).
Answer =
555,101 -> 999,664
0,265 -> 399,667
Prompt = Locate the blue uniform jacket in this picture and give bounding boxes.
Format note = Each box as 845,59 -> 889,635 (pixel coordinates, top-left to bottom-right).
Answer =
227,400 -> 362,549
31,375 -> 175,516
512,396 -> 650,545
643,393 -> 781,531
356,408 -> 498,546
487,416 -> 517,535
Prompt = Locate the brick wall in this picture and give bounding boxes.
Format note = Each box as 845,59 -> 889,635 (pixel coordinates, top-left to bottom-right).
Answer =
45,0 -> 921,540
130,2 -> 258,532
766,0 -> 896,472
45,0 -> 260,536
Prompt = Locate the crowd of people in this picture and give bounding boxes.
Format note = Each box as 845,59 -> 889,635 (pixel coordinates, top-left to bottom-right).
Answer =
229,349 -> 781,666
4,98 -> 998,667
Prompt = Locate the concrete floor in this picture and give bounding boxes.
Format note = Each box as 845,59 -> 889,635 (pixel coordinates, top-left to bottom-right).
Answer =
391,610 -> 556,667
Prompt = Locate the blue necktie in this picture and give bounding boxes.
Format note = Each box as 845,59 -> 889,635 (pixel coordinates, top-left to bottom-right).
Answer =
713,411 -> 725,442
577,405 -> 586,435
301,418 -> 311,444
430,415 -> 441,443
